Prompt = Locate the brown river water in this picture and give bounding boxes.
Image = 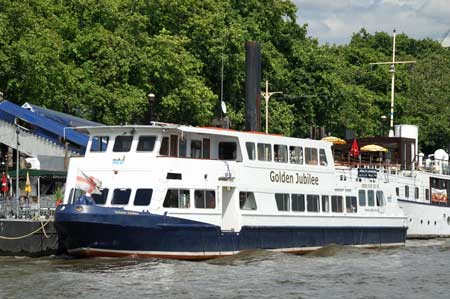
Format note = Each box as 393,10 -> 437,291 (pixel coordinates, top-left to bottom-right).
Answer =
0,239 -> 449,299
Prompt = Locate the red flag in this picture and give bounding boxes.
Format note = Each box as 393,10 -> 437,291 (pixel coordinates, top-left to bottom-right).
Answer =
350,139 -> 359,157
1,172 -> 8,193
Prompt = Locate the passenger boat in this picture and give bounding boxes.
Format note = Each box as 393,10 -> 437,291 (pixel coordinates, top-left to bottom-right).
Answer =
54,123 -> 407,259
332,124 -> 450,239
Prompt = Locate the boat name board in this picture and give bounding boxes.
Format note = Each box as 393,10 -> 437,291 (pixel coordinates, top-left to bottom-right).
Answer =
269,171 -> 319,185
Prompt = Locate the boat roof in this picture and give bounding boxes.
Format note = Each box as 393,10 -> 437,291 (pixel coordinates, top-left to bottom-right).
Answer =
74,123 -> 331,147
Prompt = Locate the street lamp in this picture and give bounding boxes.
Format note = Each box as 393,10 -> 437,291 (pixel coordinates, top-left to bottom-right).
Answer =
261,80 -> 282,134
147,93 -> 156,123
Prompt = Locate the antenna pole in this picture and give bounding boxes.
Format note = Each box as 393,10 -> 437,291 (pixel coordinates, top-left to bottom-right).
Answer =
369,29 -> 416,137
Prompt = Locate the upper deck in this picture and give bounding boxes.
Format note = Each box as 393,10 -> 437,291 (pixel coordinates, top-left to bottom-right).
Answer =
73,123 -> 335,173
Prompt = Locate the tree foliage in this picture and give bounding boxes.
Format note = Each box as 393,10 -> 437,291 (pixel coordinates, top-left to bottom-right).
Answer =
0,1 -> 449,153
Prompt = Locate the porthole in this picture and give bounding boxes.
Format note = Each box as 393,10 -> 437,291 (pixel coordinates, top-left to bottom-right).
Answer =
427,220 -> 430,225
420,220 -> 423,224
434,221 -> 437,226
409,218 -> 412,222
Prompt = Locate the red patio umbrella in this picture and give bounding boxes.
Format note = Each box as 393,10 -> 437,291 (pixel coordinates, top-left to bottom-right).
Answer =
350,139 -> 360,158
1,172 -> 8,194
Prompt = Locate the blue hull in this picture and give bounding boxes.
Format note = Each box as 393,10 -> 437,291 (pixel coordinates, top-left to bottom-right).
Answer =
55,205 -> 407,260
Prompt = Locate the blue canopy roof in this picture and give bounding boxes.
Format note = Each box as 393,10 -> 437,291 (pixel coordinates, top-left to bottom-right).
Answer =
0,100 -> 103,153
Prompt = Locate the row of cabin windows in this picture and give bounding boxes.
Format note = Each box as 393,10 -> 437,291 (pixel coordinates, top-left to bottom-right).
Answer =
69,188 -> 153,206
162,189 -> 216,209
275,194 -> 357,213
91,135 -> 237,160
246,142 -> 327,166
275,190 -> 385,213
396,186 -> 430,201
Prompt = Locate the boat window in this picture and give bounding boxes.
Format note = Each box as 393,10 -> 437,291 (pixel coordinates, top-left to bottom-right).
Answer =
376,191 -> 384,206
305,147 -> 318,165
91,188 -> 109,205
179,139 -> 187,157
275,193 -> 290,211
289,146 -> 303,164
346,196 -> 357,213
90,136 -> 109,152
203,138 -> 211,159
292,194 -> 305,212
307,195 -> 320,212
331,196 -> 343,212
415,187 -> 419,199
137,136 -> 156,152
405,186 -> 409,198
111,188 -> 131,205
274,145 -> 288,163
321,195 -> 330,212
425,189 -> 430,201
113,136 -> 133,152
134,189 -> 153,206
191,140 -> 202,158
163,189 -> 190,208
170,135 -> 178,157
368,190 -> 375,206
358,190 -> 366,206
219,142 -> 237,160
160,137 -> 169,156
257,143 -> 272,161
246,142 -> 256,160
395,187 -> 399,196
69,188 -> 86,204
319,149 -> 327,166
239,192 -> 257,210
194,190 -> 216,209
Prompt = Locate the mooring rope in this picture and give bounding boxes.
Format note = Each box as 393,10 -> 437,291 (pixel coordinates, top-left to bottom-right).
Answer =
0,218 -> 53,240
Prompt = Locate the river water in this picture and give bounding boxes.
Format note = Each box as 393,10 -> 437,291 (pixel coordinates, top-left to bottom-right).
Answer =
1,239 -> 449,299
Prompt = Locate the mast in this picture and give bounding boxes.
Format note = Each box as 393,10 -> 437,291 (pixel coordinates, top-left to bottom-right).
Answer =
370,29 -> 416,137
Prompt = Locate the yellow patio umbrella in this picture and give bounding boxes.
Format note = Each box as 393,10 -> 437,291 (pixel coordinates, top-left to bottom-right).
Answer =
360,144 -> 388,152
321,136 -> 346,145
25,171 -> 32,194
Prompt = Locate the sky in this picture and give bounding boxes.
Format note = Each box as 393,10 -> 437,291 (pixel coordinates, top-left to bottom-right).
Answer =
294,0 -> 450,46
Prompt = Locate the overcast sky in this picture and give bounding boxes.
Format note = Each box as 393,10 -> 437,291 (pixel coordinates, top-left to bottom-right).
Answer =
294,0 -> 450,46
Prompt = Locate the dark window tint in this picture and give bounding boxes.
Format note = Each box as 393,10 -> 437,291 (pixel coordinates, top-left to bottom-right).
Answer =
405,186 -> 409,198
319,149 -> 327,166
246,142 -> 256,160
289,146 -> 303,164
203,139 -> 210,159
113,136 -> 133,152
239,192 -> 257,210
368,190 -> 375,206
179,139 -> 187,157
358,190 -> 366,206
90,136 -> 109,152
307,195 -> 320,212
396,187 -> 399,196
91,188 -> 109,205
376,191 -> 384,206
163,189 -> 190,208
194,190 -> 216,209
292,194 -> 305,212
170,135 -> 178,157
111,188 -> 131,205
274,145 -> 288,163
275,193 -> 290,211
331,196 -> 343,212
345,196 -> 357,213
415,187 -> 419,199
425,189 -> 430,201
191,140 -> 202,158
160,137 -> 169,155
322,195 -> 330,212
134,189 -> 153,206
219,142 -> 237,160
137,136 -> 156,151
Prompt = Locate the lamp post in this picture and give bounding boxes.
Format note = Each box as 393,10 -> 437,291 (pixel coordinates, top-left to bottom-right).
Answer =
147,93 -> 156,124
15,126 -> 20,217
261,80 -> 282,134
381,115 -> 387,136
